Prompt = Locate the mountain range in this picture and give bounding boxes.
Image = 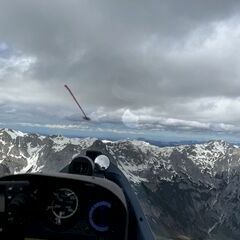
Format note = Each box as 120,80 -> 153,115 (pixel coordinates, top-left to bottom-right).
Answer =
0,128 -> 240,239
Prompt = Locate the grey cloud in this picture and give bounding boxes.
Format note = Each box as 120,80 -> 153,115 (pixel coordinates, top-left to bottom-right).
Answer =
0,1 -> 240,130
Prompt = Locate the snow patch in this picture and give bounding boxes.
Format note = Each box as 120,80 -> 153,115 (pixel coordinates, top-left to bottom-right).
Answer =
102,140 -> 114,143
118,161 -> 148,184
5,129 -> 27,139
19,145 -> 44,173
51,136 -> 96,152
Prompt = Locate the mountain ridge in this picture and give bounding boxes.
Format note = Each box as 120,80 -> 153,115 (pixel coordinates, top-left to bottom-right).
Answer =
1,128 -> 240,239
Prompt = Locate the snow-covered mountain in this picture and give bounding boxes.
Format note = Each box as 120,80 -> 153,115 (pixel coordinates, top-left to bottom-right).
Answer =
0,128 -> 97,174
1,128 -> 240,239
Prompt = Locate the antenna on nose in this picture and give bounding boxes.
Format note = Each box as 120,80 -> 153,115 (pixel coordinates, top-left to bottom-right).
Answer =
64,84 -> 91,121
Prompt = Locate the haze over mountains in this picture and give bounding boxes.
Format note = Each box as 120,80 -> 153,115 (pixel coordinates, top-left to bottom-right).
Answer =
1,128 -> 240,239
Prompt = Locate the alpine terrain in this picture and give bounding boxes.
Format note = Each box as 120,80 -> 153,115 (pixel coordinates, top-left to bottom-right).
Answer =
0,128 -> 240,240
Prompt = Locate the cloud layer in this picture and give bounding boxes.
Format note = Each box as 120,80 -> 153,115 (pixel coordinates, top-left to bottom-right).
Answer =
0,1 -> 240,134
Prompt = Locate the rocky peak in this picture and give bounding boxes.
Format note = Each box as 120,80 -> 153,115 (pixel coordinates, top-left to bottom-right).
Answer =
1,129 -> 240,239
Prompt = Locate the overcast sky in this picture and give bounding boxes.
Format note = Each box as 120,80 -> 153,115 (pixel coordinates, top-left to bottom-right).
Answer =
1,0 -> 240,139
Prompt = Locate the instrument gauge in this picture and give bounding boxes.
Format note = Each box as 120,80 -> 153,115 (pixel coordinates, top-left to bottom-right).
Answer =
89,201 -> 112,232
46,188 -> 78,225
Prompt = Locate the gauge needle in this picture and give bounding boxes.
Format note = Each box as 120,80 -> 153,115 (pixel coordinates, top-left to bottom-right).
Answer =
66,192 -> 74,197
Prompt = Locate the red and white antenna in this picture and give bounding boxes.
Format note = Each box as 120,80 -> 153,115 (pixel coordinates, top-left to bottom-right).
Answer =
64,84 -> 91,121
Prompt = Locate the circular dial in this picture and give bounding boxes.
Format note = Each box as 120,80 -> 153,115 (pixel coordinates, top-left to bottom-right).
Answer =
47,188 -> 78,224
89,201 -> 112,232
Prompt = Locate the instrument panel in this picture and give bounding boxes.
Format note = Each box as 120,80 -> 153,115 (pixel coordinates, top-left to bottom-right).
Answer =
0,173 -> 128,240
